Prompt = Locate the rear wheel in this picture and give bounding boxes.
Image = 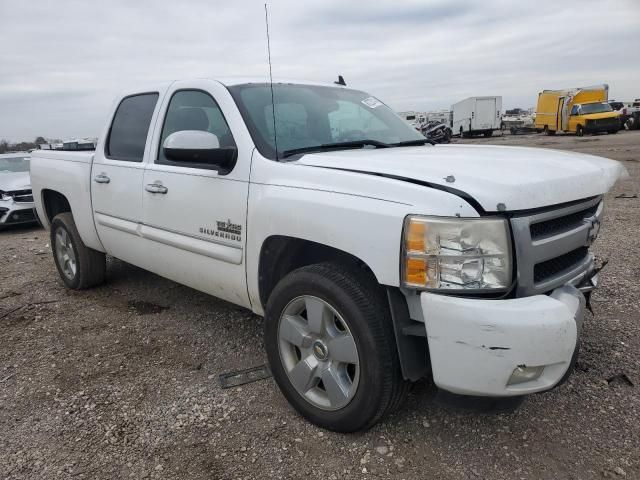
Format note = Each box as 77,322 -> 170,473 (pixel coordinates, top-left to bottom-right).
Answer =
265,263 -> 408,432
51,212 -> 106,289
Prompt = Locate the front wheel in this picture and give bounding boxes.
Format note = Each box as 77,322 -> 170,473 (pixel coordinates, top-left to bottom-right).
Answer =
576,125 -> 584,137
51,212 -> 106,289
265,263 -> 408,432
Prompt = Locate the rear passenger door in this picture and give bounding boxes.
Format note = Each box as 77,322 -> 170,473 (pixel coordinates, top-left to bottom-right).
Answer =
140,80 -> 252,308
91,92 -> 161,264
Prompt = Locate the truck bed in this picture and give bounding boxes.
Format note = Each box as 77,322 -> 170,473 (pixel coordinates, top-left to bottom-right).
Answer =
30,149 -> 104,252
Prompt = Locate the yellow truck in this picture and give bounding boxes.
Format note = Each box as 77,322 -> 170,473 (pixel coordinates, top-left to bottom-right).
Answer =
535,84 -> 620,136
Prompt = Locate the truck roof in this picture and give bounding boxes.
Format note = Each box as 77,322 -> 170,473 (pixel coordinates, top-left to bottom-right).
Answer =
118,77 -> 348,98
214,76 -> 345,88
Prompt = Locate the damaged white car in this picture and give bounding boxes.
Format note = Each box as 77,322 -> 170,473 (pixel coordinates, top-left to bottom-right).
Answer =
0,153 -> 37,229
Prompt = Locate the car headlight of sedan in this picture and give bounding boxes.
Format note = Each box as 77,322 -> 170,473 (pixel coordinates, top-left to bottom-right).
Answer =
402,215 -> 512,291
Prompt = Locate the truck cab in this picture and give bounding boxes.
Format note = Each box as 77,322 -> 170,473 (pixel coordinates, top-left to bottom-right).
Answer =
568,101 -> 620,136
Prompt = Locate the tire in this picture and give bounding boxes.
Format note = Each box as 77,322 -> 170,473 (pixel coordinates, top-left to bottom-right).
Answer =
484,130 -> 493,137
576,125 -> 584,137
264,262 -> 408,432
50,212 -> 106,289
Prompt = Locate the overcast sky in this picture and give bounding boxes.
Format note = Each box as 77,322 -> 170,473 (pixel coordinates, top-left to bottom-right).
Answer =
1,0 -> 639,142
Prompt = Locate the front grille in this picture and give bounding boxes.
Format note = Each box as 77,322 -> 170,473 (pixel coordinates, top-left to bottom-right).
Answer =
587,118 -> 618,128
510,196 -> 602,296
533,247 -> 589,283
13,194 -> 34,203
530,204 -> 598,240
2,189 -> 33,203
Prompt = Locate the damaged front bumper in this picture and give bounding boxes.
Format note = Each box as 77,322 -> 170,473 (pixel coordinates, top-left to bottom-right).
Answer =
421,284 -> 586,397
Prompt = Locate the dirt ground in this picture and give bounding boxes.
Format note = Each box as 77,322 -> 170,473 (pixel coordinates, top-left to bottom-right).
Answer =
1,131 -> 639,480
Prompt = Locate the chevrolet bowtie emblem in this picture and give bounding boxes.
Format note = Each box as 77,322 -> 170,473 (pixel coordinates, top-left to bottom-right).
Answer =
584,216 -> 601,246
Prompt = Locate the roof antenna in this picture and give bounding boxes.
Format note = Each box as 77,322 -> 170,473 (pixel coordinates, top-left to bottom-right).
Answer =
264,3 -> 279,160
334,75 -> 347,86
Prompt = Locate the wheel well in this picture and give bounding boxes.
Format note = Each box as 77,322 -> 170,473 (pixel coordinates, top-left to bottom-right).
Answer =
42,190 -> 71,222
258,236 -> 377,308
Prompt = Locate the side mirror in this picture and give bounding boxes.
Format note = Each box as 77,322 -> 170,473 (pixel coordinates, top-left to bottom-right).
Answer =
162,130 -> 237,174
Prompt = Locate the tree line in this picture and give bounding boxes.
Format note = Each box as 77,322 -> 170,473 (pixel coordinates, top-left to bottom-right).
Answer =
0,137 -> 61,154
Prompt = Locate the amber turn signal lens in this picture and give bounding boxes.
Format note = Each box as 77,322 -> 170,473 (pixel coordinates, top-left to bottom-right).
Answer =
405,257 -> 427,286
406,220 -> 426,252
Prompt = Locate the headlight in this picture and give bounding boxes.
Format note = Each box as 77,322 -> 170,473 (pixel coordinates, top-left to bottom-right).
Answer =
402,215 -> 512,291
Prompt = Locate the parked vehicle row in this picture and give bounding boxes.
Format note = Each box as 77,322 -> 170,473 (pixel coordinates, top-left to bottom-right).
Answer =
400,85 -> 637,139
30,77 -> 625,431
0,153 -> 37,229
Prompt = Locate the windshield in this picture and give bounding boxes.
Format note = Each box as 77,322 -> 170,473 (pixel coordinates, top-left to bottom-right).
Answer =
0,155 -> 30,173
228,83 -> 424,159
579,102 -> 613,114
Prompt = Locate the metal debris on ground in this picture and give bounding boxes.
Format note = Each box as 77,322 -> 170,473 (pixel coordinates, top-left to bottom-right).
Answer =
606,373 -> 634,387
219,365 -> 272,389
127,300 -> 169,315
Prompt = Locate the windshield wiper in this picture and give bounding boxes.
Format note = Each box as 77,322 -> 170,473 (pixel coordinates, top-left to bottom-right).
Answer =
281,140 -> 391,158
391,138 -> 436,147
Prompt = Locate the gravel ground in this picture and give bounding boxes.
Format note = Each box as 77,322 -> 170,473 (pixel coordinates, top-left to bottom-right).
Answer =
1,131 -> 639,480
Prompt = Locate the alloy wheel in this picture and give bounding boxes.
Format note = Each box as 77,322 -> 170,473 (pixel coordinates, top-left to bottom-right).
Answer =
55,227 -> 77,280
277,295 -> 360,411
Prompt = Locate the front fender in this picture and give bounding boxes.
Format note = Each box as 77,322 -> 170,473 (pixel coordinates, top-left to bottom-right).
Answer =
245,156 -> 479,315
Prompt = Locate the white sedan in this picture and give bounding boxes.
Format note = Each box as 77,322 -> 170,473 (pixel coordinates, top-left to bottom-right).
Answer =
0,153 -> 38,229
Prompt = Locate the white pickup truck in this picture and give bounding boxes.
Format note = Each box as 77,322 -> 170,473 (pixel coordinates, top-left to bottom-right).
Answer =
30,78 -> 624,432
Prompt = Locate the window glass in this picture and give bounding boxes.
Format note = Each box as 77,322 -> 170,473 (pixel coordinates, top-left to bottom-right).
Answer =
107,93 -> 159,161
228,84 -> 424,160
0,155 -> 30,173
570,105 -> 579,115
158,90 -> 235,164
328,101 -> 388,141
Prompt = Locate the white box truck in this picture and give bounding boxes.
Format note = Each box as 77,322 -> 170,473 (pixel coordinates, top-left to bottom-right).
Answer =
451,96 -> 502,137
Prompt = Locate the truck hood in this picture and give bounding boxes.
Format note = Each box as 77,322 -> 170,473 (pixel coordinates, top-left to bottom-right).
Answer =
582,112 -> 619,120
294,144 -> 626,212
0,171 -> 31,192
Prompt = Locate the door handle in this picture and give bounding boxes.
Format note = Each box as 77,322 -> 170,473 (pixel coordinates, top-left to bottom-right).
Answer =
94,174 -> 110,184
145,183 -> 168,194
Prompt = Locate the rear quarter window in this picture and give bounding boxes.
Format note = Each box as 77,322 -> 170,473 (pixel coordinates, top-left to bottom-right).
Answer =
106,93 -> 159,162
